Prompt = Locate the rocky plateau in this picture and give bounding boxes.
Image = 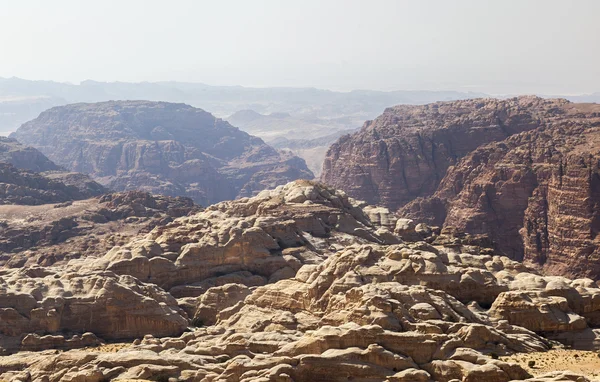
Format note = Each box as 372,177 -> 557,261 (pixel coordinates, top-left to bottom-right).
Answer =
12,101 -> 314,206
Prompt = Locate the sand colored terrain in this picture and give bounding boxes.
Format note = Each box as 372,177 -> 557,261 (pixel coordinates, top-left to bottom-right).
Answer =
502,349 -> 600,381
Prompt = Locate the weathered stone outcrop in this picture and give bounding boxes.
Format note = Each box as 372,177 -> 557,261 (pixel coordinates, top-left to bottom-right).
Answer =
4,239 -> 600,381
12,101 -> 314,205
0,190 -> 199,267
0,267 -> 188,352
401,122 -> 600,279
73,180 -> 398,295
0,181 -> 598,381
321,96 -> 600,212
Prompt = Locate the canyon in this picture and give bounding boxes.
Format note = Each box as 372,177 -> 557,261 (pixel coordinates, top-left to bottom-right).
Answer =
0,97 -> 599,380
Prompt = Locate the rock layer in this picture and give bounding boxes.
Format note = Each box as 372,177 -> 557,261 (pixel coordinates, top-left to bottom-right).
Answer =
401,117 -> 600,279
12,101 -> 314,205
321,96 -> 600,211
0,181 -> 598,381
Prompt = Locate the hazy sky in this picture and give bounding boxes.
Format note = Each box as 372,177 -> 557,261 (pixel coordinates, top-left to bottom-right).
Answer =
0,0 -> 599,94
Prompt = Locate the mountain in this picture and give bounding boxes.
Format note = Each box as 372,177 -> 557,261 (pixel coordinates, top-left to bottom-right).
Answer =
12,101 -> 314,205
321,96 -> 600,279
0,180 -> 598,380
0,77 -> 488,136
400,106 -> 600,279
321,96 -> 600,209
0,136 -> 106,205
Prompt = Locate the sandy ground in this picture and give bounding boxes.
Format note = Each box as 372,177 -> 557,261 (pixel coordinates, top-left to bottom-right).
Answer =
83,342 -> 134,353
502,349 -> 600,380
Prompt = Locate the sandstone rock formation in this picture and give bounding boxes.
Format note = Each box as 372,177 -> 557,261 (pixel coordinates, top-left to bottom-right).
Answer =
12,101 -> 314,205
321,96 -> 600,211
0,190 -> 199,267
400,108 -> 600,279
0,137 -> 60,172
0,181 -> 598,381
0,267 -> 188,350
73,180 -> 398,296
2,238 -> 599,380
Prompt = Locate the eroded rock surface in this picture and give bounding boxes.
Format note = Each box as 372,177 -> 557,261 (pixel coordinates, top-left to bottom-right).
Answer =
0,181 -> 598,381
400,108 -> 600,279
0,190 -> 199,268
0,267 -> 187,351
74,180 -> 397,295
12,101 -> 314,205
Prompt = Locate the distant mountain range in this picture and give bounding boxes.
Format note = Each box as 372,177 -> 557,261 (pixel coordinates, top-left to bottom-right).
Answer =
0,77 -> 491,134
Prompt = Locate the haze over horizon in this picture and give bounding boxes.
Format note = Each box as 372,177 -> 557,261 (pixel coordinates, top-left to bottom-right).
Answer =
1,0 -> 599,95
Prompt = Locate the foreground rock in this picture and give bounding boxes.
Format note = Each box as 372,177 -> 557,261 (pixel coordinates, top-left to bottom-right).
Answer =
2,240 -> 599,381
12,101 -> 314,205
0,267 -> 187,355
73,180 -> 398,295
0,181 -> 598,381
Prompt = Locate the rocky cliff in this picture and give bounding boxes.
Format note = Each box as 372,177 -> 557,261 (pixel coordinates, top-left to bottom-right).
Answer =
12,101 -> 314,205
0,136 -> 61,172
401,118 -> 600,280
0,137 -> 106,205
321,96 -> 600,211
322,96 -> 600,280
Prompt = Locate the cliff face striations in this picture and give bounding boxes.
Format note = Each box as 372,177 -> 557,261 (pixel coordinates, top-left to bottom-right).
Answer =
321,96 -> 596,211
401,122 -> 600,278
12,101 -> 314,205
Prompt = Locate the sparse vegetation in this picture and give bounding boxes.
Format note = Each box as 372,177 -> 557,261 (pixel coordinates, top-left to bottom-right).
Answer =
190,317 -> 204,327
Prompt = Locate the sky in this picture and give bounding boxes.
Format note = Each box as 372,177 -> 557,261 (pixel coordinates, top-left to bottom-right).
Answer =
0,0 -> 599,94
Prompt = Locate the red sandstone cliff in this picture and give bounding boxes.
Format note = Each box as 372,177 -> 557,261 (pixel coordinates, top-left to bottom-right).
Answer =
323,96 -> 600,278
321,96 -> 592,210
401,113 -> 600,278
